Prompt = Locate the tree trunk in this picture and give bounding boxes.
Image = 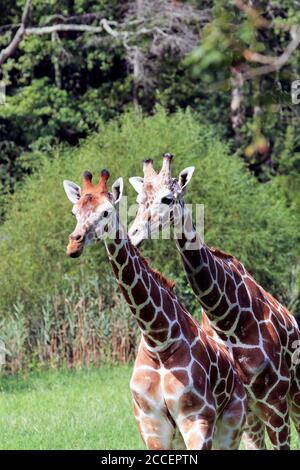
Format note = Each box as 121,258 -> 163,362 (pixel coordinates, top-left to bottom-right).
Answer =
230,66 -> 245,142
132,0 -> 144,111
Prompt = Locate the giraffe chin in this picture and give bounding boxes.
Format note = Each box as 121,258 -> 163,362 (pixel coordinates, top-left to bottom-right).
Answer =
132,237 -> 143,249
66,242 -> 84,258
129,224 -> 154,247
129,233 -> 145,248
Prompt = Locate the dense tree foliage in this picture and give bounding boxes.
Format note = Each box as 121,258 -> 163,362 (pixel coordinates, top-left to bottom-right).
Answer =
1,0 -> 299,219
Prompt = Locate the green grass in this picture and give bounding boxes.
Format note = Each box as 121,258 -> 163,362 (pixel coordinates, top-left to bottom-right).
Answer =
0,365 -> 299,450
0,365 -> 144,450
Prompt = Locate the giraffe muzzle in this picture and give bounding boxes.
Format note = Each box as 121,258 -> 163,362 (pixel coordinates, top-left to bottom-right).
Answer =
67,233 -> 85,258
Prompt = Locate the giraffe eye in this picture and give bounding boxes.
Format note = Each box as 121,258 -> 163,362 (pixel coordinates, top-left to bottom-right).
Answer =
161,196 -> 173,206
103,211 -> 109,218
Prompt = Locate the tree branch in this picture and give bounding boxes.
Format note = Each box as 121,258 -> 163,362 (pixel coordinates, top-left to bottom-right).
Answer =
0,0 -> 32,66
243,49 -> 277,65
44,12 -> 110,24
0,0 -> 210,73
0,14 -> 124,66
242,25 -> 300,81
0,24 -> 21,33
25,21 -> 115,36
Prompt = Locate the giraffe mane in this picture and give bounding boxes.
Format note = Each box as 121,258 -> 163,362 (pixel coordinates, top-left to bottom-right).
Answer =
131,245 -> 176,291
151,267 -> 176,291
210,247 -> 234,259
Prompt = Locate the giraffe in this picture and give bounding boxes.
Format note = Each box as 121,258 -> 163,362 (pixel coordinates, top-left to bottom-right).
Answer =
128,153 -> 300,450
63,169 -> 247,450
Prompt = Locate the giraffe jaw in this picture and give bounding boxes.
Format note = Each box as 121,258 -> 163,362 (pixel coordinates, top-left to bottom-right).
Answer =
129,231 -> 145,248
129,218 -> 167,247
128,221 -> 152,247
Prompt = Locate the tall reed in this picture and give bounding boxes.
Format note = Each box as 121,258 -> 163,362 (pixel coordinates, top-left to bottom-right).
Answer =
1,273 -> 139,374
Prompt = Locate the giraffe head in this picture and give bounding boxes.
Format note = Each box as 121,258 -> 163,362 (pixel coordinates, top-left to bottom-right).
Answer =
129,154 -> 195,246
63,170 -> 123,257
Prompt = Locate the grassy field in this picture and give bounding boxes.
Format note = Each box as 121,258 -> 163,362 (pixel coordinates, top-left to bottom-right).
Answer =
0,365 -> 299,450
0,365 -> 144,450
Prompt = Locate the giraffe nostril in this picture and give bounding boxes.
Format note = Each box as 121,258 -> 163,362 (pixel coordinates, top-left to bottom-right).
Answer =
71,233 -> 84,243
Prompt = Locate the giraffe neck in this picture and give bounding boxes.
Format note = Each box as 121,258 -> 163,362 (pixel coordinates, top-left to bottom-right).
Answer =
104,217 -> 187,353
173,202 -> 242,321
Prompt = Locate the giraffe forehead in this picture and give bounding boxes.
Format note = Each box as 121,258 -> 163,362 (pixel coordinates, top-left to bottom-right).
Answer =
143,176 -> 179,195
77,192 -> 111,213
138,183 -> 157,205
144,181 -> 156,193
143,180 -> 172,198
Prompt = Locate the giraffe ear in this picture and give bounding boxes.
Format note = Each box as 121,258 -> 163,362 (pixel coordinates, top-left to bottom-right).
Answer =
112,177 -> 124,204
63,180 -> 81,204
129,176 -> 144,194
178,167 -> 195,191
